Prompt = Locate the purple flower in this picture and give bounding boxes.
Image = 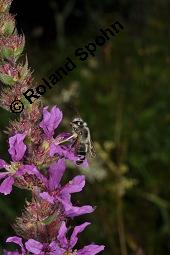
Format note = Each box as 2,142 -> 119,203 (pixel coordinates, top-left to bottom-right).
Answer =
6,237 -> 25,254
8,133 -> 26,162
50,143 -> 88,168
57,221 -> 105,255
25,239 -> 63,255
39,106 -> 63,138
40,159 -> 94,218
0,134 -> 45,195
39,106 -> 88,167
6,236 -> 64,255
6,222 -> 104,255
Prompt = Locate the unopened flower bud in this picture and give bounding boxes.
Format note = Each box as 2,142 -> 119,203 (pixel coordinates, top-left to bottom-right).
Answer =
0,63 -> 18,85
0,0 -> 13,13
0,60 -> 30,85
0,13 -> 15,36
0,35 -> 25,59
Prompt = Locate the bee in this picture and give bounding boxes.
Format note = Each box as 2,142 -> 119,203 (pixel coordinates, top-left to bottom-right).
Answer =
70,117 -> 96,165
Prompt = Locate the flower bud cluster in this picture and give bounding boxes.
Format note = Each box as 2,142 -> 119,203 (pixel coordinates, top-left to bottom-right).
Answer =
0,0 -> 37,112
0,13 -> 15,35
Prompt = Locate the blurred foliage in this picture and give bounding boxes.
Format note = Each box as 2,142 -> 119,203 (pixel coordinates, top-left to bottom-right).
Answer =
1,0 -> 170,254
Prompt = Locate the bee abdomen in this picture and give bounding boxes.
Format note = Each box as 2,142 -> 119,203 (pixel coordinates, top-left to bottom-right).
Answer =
77,143 -> 87,154
76,143 -> 87,165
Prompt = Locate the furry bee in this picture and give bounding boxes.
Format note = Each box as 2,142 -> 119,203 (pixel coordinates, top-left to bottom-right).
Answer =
70,117 -> 96,165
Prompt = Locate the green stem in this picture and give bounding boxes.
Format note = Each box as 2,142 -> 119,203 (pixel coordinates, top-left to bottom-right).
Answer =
116,193 -> 128,255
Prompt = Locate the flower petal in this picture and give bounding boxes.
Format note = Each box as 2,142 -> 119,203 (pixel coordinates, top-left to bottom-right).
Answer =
8,134 -> 26,162
39,106 -> 63,137
57,221 -> 68,249
49,241 -> 65,255
49,144 -> 58,157
6,236 -> 26,254
50,144 -> 89,167
77,244 -> 105,255
0,159 -> 7,169
50,144 -> 77,162
57,195 -> 94,218
0,176 -> 14,195
18,164 -> 48,185
39,192 -> 55,204
70,222 -> 91,249
49,159 -> 66,191
0,172 -> 9,180
62,175 -> 85,194
65,205 -> 95,218
25,239 -> 43,254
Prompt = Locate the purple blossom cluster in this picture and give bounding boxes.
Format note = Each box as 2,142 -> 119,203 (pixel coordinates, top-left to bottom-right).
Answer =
1,106 -> 104,255
0,0 -> 105,254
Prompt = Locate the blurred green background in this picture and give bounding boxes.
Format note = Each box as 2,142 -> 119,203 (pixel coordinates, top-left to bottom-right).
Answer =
0,0 -> 170,254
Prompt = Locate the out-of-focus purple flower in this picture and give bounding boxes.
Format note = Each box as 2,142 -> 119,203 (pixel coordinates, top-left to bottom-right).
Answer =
39,106 -> 63,138
4,251 -> 20,255
57,221 -> 105,255
0,134 -> 45,195
40,159 -> 94,218
6,222 -> 104,255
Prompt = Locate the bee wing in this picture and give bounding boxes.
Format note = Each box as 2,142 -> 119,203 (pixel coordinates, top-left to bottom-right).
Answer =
88,139 -> 96,158
86,127 -> 96,158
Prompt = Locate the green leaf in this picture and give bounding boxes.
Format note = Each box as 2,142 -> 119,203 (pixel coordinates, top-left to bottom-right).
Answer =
42,213 -> 57,225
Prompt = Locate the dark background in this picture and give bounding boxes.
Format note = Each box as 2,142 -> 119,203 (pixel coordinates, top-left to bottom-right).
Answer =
0,0 -> 170,254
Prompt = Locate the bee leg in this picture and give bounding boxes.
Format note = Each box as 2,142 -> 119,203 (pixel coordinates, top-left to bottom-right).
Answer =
71,139 -> 77,148
56,134 -> 77,146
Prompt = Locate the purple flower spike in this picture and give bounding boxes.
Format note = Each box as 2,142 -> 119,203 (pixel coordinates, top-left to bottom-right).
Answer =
1,1 -> 104,251
39,106 -> 63,138
8,134 -> 26,162
5,228 -> 104,255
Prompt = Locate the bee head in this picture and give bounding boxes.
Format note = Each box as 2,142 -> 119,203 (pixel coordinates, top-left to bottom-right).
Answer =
71,117 -> 84,127
70,118 -> 88,134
